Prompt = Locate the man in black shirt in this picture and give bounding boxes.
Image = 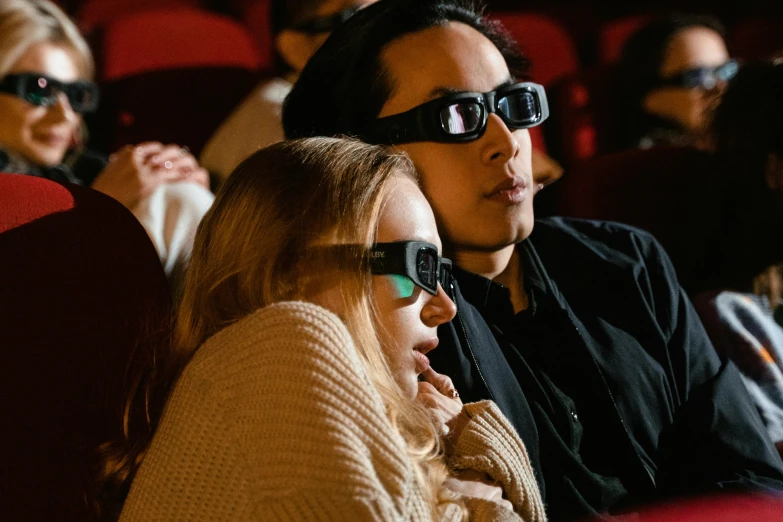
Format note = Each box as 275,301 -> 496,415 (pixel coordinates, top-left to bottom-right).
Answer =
282,0 -> 783,518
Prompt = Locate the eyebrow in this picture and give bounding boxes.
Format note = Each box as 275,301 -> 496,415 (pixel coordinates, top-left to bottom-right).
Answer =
424,77 -> 516,102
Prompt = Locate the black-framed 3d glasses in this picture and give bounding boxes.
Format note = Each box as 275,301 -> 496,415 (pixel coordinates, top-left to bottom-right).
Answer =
657,59 -> 740,90
0,73 -> 99,113
290,5 -> 360,34
369,241 -> 451,297
368,81 -> 549,145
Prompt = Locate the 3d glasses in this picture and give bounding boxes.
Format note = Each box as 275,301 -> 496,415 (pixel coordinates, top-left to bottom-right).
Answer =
369,241 -> 451,298
657,59 -> 740,90
0,73 -> 99,113
368,81 -> 549,145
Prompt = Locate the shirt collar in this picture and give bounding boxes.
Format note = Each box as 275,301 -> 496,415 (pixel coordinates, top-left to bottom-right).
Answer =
452,239 -> 556,320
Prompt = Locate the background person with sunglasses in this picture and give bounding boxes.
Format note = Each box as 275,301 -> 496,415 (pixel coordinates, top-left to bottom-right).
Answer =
99,137 -> 546,522
283,0 -> 783,519
199,0 -> 378,181
0,0 -> 213,294
692,56 -> 783,459
613,12 -> 736,151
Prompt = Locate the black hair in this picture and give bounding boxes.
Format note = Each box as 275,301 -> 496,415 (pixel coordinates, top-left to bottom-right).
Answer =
708,59 -> 783,295
712,59 -> 783,174
613,12 -> 727,148
282,0 -> 529,141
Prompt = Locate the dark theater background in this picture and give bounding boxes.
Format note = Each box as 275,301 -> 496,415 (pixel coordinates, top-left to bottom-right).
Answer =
49,0 -> 783,168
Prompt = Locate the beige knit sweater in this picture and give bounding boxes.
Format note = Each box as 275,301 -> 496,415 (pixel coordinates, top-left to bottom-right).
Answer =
119,301 -> 546,521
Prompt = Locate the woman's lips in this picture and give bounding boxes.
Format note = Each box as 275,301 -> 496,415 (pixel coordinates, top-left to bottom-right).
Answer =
413,338 -> 438,374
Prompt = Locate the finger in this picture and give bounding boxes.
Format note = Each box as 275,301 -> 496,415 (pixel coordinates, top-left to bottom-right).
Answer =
161,155 -> 199,174
132,142 -> 165,160
417,380 -> 441,398
151,167 -> 191,182
187,168 -> 211,189
421,368 -> 460,399
147,145 -> 193,167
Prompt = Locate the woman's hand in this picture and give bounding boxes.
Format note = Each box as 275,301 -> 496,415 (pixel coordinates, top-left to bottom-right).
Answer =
417,368 -> 471,449
91,142 -> 210,209
445,469 -> 514,512
144,143 -> 210,189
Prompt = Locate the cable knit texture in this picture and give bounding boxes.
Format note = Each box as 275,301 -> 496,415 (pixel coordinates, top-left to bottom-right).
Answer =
450,402 -> 547,522
119,301 -> 545,521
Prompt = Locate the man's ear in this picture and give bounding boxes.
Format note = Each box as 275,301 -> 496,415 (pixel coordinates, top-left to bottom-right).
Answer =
765,152 -> 783,190
275,30 -> 316,73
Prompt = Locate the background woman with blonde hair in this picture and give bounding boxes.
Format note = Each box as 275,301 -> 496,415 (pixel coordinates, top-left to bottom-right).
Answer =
99,137 -> 545,521
0,0 -> 213,291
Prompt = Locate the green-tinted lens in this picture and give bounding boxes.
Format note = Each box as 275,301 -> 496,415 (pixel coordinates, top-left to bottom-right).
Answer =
388,274 -> 416,298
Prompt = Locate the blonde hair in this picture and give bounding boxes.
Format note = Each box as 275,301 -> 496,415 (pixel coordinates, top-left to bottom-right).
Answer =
97,137 -> 464,520
0,0 -> 94,79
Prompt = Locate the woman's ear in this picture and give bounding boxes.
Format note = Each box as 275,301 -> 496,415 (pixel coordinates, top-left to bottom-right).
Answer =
765,152 -> 783,191
275,30 -> 318,74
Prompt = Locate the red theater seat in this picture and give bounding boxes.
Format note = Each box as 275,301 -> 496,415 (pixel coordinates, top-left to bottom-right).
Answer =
100,7 -> 261,81
490,11 -> 581,88
92,8 -> 263,156
77,0 -> 202,35
598,14 -> 655,65
0,174 -> 171,521
233,0 -> 275,74
631,492 -> 783,521
544,146 -> 723,293
546,65 -> 619,170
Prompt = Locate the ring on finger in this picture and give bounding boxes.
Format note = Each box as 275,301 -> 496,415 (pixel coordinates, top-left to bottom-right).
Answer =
178,146 -> 190,157
447,389 -> 459,399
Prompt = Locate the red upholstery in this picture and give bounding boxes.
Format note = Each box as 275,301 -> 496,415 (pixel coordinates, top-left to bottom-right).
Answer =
544,146 -> 722,291
490,12 -> 581,88
77,0 -> 201,35
0,174 -> 171,521
93,7 -> 263,156
629,492 -> 783,521
92,66 -> 260,157
546,65 -> 619,170
730,16 -> 783,61
235,0 -> 275,74
597,14 -> 655,65
100,7 -> 262,81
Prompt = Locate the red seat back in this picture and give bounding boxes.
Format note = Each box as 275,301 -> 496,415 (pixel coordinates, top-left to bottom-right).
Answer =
546,65 -> 619,170
100,7 -> 262,81
631,492 -> 783,521
234,0 -> 275,74
597,14 -> 655,65
92,7 -> 263,155
0,174 -> 171,521
491,12 -> 581,88
77,0 -> 201,35
545,147 -> 723,292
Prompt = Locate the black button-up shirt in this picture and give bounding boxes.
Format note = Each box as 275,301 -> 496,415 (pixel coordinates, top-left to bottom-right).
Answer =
454,243 -> 629,520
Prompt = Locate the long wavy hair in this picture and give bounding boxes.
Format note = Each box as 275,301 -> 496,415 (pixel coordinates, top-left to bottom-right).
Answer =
96,137 -> 463,520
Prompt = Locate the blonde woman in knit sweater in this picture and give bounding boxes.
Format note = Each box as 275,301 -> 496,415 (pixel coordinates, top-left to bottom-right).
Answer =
98,137 -> 546,522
